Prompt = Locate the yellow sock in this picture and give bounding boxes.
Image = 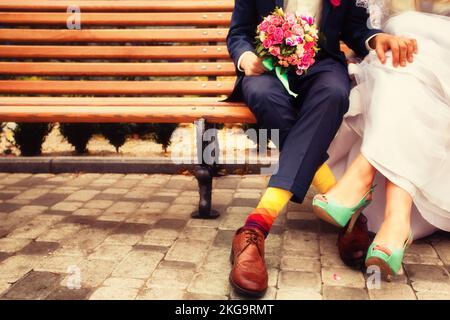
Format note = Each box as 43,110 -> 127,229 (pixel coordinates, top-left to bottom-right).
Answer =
245,187 -> 292,236
311,163 -> 337,194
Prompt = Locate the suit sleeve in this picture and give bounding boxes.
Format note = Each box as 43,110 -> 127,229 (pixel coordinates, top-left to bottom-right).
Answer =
341,1 -> 383,57
226,0 -> 258,70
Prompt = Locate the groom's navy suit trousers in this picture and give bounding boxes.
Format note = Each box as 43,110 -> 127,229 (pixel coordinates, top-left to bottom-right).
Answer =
226,0 -> 381,203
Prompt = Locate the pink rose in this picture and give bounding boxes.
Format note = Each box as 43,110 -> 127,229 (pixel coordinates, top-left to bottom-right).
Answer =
285,13 -> 296,25
282,22 -> 291,31
271,16 -> 282,26
273,27 -> 284,43
263,38 -> 273,49
284,30 -> 292,38
267,25 -> 276,34
260,20 -> 270,32
269,46 -> 280,56
291,24 -> 304,36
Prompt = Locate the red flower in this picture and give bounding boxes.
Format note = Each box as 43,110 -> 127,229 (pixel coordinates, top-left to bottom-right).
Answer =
330,0 -> 341,7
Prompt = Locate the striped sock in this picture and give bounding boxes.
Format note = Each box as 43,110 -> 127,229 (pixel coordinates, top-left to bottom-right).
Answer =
311,163 -> 337,194
244,187 -> 292,237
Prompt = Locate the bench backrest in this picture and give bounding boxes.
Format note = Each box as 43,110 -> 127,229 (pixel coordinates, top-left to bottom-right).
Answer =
0,0 -> 237,97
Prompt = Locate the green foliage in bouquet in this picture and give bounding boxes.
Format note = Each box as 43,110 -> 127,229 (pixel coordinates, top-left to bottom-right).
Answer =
98,123 -> 132,153
59,123 -> 97,154
13,123 -> 53,156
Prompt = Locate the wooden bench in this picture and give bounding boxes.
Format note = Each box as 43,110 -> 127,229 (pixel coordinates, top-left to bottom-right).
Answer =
0,0 -> 357,219
0,0 -> 259,219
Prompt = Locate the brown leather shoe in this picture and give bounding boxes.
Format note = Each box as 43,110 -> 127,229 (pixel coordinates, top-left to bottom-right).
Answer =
337,213 -> 371,268
229,227 -> 268,297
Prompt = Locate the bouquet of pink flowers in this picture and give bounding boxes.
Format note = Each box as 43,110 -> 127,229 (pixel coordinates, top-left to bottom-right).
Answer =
255,7 -> 320,96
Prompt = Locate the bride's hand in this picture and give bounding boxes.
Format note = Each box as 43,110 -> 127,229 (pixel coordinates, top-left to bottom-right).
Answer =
369,33 -> 418,68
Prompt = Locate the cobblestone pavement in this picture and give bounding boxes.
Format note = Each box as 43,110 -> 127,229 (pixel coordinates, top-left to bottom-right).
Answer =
0,173 -> 449,300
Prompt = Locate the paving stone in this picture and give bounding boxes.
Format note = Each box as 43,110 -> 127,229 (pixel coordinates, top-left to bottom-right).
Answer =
88,244 -> 133,261
51,201 -> 84,212
212,192 -> 234,206
62,228 -> 111,251
433,241 -> 450,265
2,271 -> 62,300
138,201 -> 171,215
212,230 -> 235,248
416,291 -> 450,300
102,201 -> 140,219
137,287 -> 186,300
166,239 -> 210,265
404,264 -> 449,282
19,241 -> 60,256
198,247 -> 231,274
280,257 -> 321,273
238,176 -> 268,189
282,230 -> 320,258
183,292 -> 228,300
146,266 -> 195,290
180,226 -> 218,242
0,252 -> 11,263
278,271 -> 321,292
73,208 -> 103,217
368,283 -> 416,300
276,289 -> 323,300
0,255 -> 41,283
68,259 -> 117,288
230,286 -> 277,300
187,218 -> 222,229
153,219 -> 187,230
66,190 -> 100,202
322,286 -> 369,300
8,216 -> 60,240
83,200 -> 114,210
411,280 -> 450,293
89,286 -> 139,300
140,228 -> 180,247
0,238 -> 31,253
265,234 -> 282,256
102,188 -> 129,195
165,204 -> 197,219
219,206 -> 253,230
188,272 -> 230,296
112,250 -> 164,279
104,234 -> 142,246
322,267 -> 366,289
0,282 -> 11,296
103,277 -> 144,289
34,255 -> 83,274
46,286 -> 92,300
14,188 -> 49,201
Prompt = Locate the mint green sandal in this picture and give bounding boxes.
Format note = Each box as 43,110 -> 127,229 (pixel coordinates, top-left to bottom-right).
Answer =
312,186 -> 375,232
365,231 -> 413,282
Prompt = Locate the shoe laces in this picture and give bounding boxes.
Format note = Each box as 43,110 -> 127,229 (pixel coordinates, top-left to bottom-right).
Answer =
244,230 -> 260,245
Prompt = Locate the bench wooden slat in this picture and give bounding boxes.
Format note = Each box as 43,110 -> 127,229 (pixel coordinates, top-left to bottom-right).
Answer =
0,80 -> 235,95
0,45 -> 230,59
0,97 -> 245,107
0,12 -> 231,26
0,28 -> 228,43
0,106 -> 255,123
0,62 -> 236,76
0,1 -> 234,12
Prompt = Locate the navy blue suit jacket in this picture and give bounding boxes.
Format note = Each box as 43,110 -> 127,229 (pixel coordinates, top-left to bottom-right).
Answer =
226,0 -> 382,100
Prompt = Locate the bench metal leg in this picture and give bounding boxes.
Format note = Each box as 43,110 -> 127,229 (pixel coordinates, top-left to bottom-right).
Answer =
191,118 -> 220,219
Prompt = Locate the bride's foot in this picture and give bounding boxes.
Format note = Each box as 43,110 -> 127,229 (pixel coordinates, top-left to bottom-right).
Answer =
365,217 -> 413,281
324,167 -> 374,208
372,217 -> 412,251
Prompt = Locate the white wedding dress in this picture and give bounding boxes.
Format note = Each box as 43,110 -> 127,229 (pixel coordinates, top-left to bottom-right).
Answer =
327,7 -> 450,239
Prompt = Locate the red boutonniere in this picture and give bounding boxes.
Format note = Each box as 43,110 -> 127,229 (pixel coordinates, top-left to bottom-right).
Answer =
330,0 -> 341,8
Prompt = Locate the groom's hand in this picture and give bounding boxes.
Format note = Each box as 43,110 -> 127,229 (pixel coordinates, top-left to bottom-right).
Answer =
369,33 -> 418,68
240,52 -> 267,76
